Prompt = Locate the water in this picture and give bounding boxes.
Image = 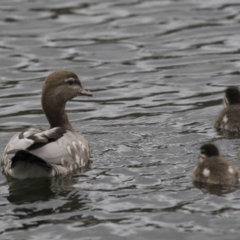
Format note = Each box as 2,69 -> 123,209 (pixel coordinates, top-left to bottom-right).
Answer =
1,0 -> 240,239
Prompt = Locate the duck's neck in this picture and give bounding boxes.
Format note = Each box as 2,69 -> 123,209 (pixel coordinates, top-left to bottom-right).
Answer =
42,98 -> 74,131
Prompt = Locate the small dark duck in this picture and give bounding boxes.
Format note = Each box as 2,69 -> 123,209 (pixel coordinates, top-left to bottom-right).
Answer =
192,143 -> 239,185
215,86 -> 240,132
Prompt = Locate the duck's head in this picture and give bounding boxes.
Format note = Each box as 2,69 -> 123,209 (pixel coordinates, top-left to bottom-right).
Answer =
223,86 -> 240,107
42,71 -> 92,105
199,143 -> 220,162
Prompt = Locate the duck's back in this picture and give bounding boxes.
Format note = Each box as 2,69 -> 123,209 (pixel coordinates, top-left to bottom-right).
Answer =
215,106 -> 240,131
192,157 -> 239,185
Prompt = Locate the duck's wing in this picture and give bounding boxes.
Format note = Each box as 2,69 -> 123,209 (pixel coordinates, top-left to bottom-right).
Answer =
29,130 -> 91,167
0,127 -> 64,174
6,127 -> 66,154
215,107 -> 240,131
4,127 -> 90,169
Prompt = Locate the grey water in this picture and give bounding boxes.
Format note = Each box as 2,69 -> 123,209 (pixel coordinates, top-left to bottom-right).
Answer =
1,0 -> 240,239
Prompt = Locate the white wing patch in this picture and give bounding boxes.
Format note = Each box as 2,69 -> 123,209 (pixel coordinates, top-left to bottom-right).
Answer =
75,154 -> 81,165
203,168 -> 210,177
72,141 -> 77,149
228,166 -> 234,174
223,115 -> 228,124
67,146 -> 72,154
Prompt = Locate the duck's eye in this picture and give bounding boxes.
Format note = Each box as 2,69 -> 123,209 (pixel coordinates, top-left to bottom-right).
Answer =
66,78 -> 75,86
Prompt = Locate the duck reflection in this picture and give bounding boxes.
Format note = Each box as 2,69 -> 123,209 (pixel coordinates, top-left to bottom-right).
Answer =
215,128 -> 240,139
193,181 -> 239,196
6,168 -> 89,205
7,178 -> 55,204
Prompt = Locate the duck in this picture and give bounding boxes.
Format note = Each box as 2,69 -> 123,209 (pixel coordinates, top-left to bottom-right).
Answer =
1,71 -> 92,179
214,86 -> 240,132
192,143 -> 239,185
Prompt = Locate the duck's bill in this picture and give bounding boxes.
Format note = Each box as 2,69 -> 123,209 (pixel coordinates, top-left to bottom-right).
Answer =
80,88 -> 92,96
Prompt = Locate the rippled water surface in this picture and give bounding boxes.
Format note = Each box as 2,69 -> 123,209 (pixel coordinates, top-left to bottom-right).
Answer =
2,0 -> 240,239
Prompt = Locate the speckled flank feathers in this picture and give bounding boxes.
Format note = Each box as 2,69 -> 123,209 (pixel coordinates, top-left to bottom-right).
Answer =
192,143 -> 239,185
0,71 -> 92,179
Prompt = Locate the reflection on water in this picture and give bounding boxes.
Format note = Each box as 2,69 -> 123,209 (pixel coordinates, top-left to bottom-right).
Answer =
1,0 -> 240,239
8,178 -> 56,204
193,181 -> 240,196
7,177 -> 83,205
215,127 -> 240,139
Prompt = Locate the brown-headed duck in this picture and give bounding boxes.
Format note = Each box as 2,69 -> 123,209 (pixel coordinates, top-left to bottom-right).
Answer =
192,143 -> 239,185
215,86 -> 240,132
1,71 -> 92,179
